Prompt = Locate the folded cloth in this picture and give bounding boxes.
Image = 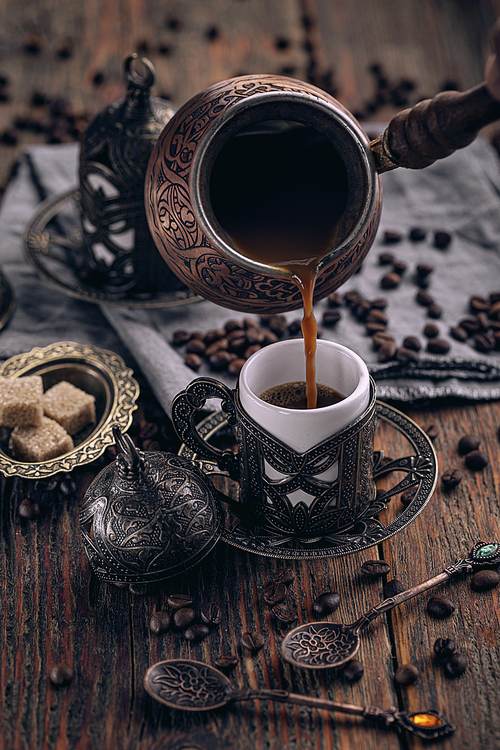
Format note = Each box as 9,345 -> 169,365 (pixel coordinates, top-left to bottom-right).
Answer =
1,137 -> 500,416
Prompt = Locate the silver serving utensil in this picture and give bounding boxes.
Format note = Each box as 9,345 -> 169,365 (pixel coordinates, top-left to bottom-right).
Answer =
281,541 -> 500,670
144,658 -> 454,741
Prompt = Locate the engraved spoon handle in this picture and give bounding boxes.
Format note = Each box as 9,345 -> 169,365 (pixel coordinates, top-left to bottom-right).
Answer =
230,689 -> 454,739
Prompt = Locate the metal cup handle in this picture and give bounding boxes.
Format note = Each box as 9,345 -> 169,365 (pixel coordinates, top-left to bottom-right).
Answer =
171,377 -> 240,480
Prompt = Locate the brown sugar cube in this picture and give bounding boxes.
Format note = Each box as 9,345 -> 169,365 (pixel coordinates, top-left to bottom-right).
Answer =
0,376 -> 43,427
43,381 -> 96,436
10,417 -> 74,462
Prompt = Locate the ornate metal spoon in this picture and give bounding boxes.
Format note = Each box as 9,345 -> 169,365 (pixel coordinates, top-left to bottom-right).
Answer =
144,658 -> 454,740
282,541 -> 500,670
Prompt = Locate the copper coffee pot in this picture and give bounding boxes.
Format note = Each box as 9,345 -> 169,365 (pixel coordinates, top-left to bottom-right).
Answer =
145,75 -> 500,314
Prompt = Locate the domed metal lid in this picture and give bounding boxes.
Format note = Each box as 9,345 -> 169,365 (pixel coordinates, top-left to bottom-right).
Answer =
80,428 -> 222,584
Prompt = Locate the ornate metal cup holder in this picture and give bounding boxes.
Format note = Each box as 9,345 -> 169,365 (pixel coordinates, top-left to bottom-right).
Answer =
178,401 -> 438,559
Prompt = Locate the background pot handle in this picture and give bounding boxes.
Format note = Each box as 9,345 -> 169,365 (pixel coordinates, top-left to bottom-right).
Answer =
370,81 -> 500,173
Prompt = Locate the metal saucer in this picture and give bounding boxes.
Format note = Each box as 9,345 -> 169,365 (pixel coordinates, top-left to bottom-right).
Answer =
178,401 -> 438,559
22,188 -> 202,309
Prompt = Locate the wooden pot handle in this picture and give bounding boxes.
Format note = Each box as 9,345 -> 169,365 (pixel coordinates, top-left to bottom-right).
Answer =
370,82 -> 500,173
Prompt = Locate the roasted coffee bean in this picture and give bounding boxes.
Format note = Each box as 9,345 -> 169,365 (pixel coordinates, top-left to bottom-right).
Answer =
378,252 -> 395,265
400,487 -> 418,506
366,321 -> 387,334
377,342 -> 397,362
246,326 -> 264,344
244,344 -> 261,359
489,301 -> 500,320
465,450 -> 488,471
427,303 -> 442,319
205,338 -> 229,356
344,290 -> 363,307
201,602 -> 223,626
172,330 -> 192,345
215,655 -> 239,670
370,297 -> 388,310
267,314 -> 288,335
474,333 -> 495,353
168,594 -> 194,610
272,604 -> 298,624
471,569 -> 500,591
185,353 -> 202,371
458,435 -> 481,455
19,499 -> 40,519
360,559 -> 390,578
287,320 -> 302,335
353,300 -> 371,321
424,424 -> 439,440
416,263 -> 434,278
470,296 -> 490,313
205,327 -> 226,343
427,595 -> 455,618
149,611 -> 171,634
396,346 -> 419,364
443,652 -> 467,678
427,338 -> 450,354
241,631 -> 265,652
395,663 -> 419,685
327,292 -> 343,307
341,659 -> 364,681
226,328 -> 245,342
384,579 -> 404,598
263,581 -> 287,606
450,326 -> 468,342
228,358 -> 245,375
185,623 -> 210,642
434,231 -> 452,249
274,568 -> 295,586
209,351 -> 233,370
403,335 -> 421,352
441,468 -> 462,490
313,592 -> 341,615
50,663 -> 74,686
423,323 -> 439,339
380,272 -> 401,289
383,230 -> 402,243
173,607 -> 196,630
366,309 -> 388,324
392,260 -> 407,275
185,338 -> 206,355
225,319 -> 242,332
416,289 -> 434,307
433,637 -> 456,661
372,331 -> 395,349
228,337 -> 247,354
262,330 -> 279,346
409,227 -> 426,241
322,310 -> 341,326
459,318 -> 480,334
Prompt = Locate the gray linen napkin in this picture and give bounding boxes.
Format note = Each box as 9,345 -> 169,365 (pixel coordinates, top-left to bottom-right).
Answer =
1,137 -> 500,416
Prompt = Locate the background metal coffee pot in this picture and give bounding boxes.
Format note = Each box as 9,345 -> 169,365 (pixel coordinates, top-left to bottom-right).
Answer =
145,75 -> 500,314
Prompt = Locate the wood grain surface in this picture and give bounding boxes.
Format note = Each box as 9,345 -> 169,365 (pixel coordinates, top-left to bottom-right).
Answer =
1,1 -> 500,749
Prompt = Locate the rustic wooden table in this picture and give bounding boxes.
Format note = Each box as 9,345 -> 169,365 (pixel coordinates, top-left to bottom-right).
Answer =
1,2 -> 500,749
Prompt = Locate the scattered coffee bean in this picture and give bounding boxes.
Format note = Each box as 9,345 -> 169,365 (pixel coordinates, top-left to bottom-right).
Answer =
427,303 -> 442,319
416,263 -> 434,278
424,424 -> 439,440
272,604 -> 298,624
423,323 -> 439,339
396,346 -> 419,364
172,330 -> 192,345
470,296 -> 490,313
378,252 -> 395,265
241,631 -> 265,652
427,338 -> 451,354
433,637 -> 456,661
184,352 -> 202,371
149,611 -> 171,634
366,321 -> 387,334
50,663 -> 74,686
400,487 -> 418,506
384,579 -> 404,598
273,568 -> 295,586
434,231 -> 452,249
443,652 -> 466,678
392,260 -> 407,275
322,310 -> 341,326
341,659 -> 364,681
377,341 -> 397,362
409,227 -> 426,241
360,559 -> 391,578
458,435 -> 480,455
471,569 -> 500,591
228,358 -> 245,375
395,663 -> 419,685
313,592 -> 341,615
383,230 -> 402,243
373,331 -> 395,350
263,581 -> 287,606
427,595 -> 455,618
173,607 -> 196,630
441,468 -> 462,490
200,602 -> 223,627
327,292 -> 343,307
168,594 -> 194,610
366,308 -> 388,324
380,272 -> 401,289
476,311 -> 491,332
465,450 -> 488,471
186,338 -> 206,355
474,333 -> 495,353
185,623 -> 210,642
403,335 -> 421,352
215,655 -> 239,670
416,289 -> 434,307
450,325 -> 468,342
459,318 -> 481,335
370,297 -> 388,310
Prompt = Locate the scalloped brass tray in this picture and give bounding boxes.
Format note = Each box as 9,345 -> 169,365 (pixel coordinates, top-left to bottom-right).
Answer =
0,341 -> 139,478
